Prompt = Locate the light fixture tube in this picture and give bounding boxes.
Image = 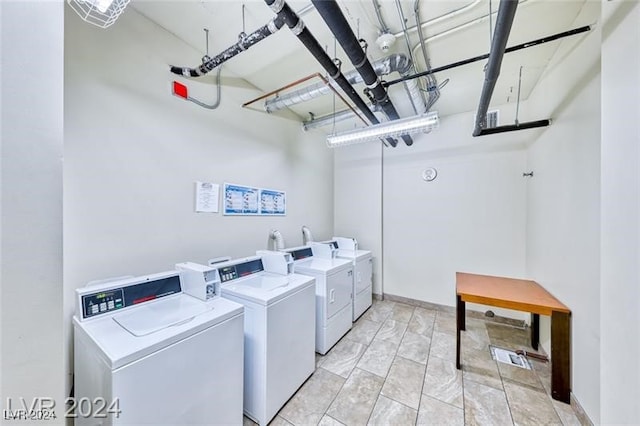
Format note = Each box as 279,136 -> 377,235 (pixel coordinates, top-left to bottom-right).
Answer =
327,111 -> 439,148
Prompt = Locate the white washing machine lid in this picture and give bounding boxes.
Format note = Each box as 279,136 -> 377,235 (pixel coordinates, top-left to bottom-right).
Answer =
335,249 -> 372,262
293,257 -> 352,275
73,295 -> 243,370
221,272 -> 314,306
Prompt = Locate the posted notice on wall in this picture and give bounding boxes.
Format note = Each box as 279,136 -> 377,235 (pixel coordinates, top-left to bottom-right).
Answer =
260,188 -> 286,215
195,181 -> 220,213
224,183 -> 286,216
224,183 -> 260,215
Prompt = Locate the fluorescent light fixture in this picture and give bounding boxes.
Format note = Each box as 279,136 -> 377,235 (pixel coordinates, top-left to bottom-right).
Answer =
67,0 -> 130,28
327,111 -> 439,148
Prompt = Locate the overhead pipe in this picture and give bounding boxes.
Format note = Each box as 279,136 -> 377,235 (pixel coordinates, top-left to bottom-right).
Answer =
475,119 -> 550,136
170,16 -> 285,77
264,54 -> 425,115
472,0 -> 519,137
264,0 -> 398,147
414,0 -> 439,111
311,0 -> 414,146
383,25 -> 592,87
303,103 -> 381,131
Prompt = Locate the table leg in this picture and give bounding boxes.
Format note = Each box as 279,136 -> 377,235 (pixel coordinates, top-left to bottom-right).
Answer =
531,313 -> 540,351
456,295 -> 465,369
551,310 -> 571,403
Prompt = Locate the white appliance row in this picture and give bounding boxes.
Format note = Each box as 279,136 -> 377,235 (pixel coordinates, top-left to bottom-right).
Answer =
73,236 -> 371,426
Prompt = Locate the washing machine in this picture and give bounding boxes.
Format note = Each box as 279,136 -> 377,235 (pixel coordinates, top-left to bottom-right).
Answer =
73,270 -> 244,426
329,237 -> 373,321
183,252 -> 316,426
284,243 -> 354,355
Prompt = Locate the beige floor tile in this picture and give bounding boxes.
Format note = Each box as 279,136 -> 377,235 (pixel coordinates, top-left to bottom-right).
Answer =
407,307 -> 436,337
326,368 -> 384,425
390,302 -> 415,323
361,300 -> 395,323
462,348 -> 503,390
416,395 -> 464,426
381,356 -> 425,410
463,380 -> 513,426
345,319 -> 382,346
317,415 -> 345,426
552,400 -> 581,426
268,416 -> 293,425
397,331 -> 431,365
375,319 -> 407,345
356,338 -> 399,378
429,330 -> 456,360
368,395 -> 417,425
321,338 -> 367,378
279,367 -> 345,426
276,309 -> 575,426
434,310 -> 457,334
423,355 -> 463,408
503,380 -> 562,425
486,322 -> 532,349
498,361 -> 544,390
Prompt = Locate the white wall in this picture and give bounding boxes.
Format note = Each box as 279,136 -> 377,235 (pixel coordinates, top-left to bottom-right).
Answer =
600,0 -> 640,423
63,5 -> 333,394
381,119 -> 528,307
1,1 -> 65,422
524,2 -> 601,421
334,142 -> 383,294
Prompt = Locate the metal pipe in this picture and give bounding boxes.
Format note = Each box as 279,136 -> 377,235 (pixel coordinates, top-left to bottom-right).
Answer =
187,67 -> 223,109
303,104 -> 380,131
263,0 -> 397,147
263,53 -> 422,113
372,0 -> 390,34
474,119 -> 550,136
414,0 -> 438,111
170,16 -> 285,77
297,55 -> 426,129
384,25 -> 592,87
472,0 -> 518,136
393,0 -> 482,37
311,0 -> 413,146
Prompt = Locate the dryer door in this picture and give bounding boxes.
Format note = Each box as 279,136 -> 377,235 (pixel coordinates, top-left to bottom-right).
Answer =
326,267 -> 353,320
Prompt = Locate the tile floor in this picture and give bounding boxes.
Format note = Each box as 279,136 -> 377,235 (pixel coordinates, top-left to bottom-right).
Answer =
245,299 -> 582,426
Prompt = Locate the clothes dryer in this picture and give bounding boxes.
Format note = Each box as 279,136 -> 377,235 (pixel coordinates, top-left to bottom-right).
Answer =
284,244 -> 353,354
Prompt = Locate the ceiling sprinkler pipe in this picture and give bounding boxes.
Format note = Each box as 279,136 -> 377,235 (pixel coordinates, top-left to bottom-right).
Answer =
170,16 -> 285,77
472,0 -> 518,136
263,0 -> 397,146
311,0 -> 413,146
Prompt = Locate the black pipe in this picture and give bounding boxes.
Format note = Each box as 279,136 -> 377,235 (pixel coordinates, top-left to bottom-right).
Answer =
170,17 -> 285,77
473,0 -> 519,136
311,0 -> 413,146
474,119 -> 550,136
264,0 -> 397,147
383,26 -> 591,88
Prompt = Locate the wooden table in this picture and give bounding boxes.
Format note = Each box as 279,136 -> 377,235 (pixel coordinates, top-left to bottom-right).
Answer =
456,272 -> 571,403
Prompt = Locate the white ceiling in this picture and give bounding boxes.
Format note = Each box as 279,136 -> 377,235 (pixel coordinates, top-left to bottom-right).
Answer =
132,0 -> 596,132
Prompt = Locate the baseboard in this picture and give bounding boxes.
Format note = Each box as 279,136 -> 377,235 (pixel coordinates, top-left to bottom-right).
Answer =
382,292 -> 525,327
571,393 -> 594,426
382,293 -> 455,314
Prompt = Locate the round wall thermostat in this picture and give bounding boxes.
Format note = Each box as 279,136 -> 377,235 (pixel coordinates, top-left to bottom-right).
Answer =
422,167 -> 437,182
